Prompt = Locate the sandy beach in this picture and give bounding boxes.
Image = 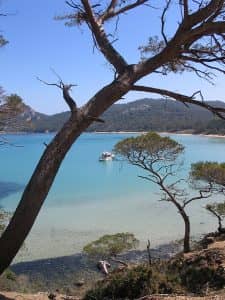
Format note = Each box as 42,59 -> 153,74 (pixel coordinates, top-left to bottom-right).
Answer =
92,131 -> 225,139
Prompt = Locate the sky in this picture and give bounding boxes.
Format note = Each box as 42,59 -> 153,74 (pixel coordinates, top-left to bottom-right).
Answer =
1,0 -> 225,115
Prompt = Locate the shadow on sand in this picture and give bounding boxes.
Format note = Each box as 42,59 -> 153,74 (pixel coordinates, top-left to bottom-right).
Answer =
11,241 -> 181,289
0,182 -> 24,201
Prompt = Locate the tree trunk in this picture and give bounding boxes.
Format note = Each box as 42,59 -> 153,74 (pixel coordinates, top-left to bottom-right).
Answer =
159,182 -> 191,253
0,112 -> 86,273
218,216 -> 223,233
217,216 -> 225,234
0,75 -> 133,274
182,212 -> 191,253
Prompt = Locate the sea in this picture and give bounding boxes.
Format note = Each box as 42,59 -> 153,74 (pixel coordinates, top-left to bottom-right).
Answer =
0,132 -> 225,263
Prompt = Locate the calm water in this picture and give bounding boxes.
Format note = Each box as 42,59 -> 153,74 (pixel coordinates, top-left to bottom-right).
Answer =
0,133 -> 225,262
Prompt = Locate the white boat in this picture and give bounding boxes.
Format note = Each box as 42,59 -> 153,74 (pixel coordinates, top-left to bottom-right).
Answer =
99,151 -> 115,161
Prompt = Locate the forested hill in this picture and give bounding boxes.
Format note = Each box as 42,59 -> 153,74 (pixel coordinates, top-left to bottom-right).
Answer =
88,98 -> 225,133
3,98 -> 225,134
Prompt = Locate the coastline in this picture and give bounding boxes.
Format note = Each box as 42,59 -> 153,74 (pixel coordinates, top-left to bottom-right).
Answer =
92,130 -> 225,139
1,130 -> 225,138
159,131 -> 225,138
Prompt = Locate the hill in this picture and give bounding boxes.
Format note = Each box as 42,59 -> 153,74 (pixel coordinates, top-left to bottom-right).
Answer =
88,98 -> 225,133
2,98 -> 225,134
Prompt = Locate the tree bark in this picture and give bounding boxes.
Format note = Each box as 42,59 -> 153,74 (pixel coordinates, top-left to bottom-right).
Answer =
0,75 -> 133,274
158,182 -> 191,253
182,212 -> 191,253
0,112 -> 85,273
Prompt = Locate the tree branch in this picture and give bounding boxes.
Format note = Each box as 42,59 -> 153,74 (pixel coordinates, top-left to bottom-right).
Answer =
80,0 -> 128,74
183,190 -> 211,208
161,0 -> 171,45
37,77 -> 77,112
131,85 -> 225,120
100,0 -> 148,22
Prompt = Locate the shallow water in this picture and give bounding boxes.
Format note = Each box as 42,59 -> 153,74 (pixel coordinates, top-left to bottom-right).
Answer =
0,133 -> 225,262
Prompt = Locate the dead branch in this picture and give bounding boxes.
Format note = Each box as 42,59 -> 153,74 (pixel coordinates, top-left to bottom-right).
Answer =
36,77 -> 77,112
161,0 -> 171,45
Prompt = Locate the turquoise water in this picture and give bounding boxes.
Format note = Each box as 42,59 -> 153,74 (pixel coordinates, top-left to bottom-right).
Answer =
0,133 -> 225,262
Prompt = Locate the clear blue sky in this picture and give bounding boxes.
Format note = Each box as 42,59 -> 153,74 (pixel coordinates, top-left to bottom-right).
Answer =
1,0 -> 225,114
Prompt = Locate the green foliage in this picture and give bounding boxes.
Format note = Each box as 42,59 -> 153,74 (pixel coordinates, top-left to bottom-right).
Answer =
172,251 -> 225,293
181,265 -> 225,292
0,208 -> 10,234
0,93 -> 27,132
206,202 -> 225,219
4,269 -> 16,281
114,131 -> 184,162
1,98 -> 225,134
5,94 -> 24,113
0,93 -> 24,122
191,161 -> 225,187
205,119 -> 225,135
84,263 -> 182,300
83,233 -> 139,259
2,98 -> 225,134
88,99 -> 225,133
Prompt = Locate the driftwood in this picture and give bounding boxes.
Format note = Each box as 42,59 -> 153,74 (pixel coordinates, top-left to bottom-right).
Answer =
97,260 -> 111,275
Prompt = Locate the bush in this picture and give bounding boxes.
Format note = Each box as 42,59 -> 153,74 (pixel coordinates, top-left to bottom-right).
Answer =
84,263 -> 182,300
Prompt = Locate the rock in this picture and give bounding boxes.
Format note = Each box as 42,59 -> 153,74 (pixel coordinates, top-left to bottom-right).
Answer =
74,279 -> 85,287
48,293 -> 56,300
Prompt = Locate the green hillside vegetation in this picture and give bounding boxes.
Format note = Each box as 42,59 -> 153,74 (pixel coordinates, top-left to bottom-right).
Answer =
88,99 -> 225,133
1,98 -> 225,134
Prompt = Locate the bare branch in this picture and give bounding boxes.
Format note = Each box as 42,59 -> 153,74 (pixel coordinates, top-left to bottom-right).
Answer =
36,77 -> 77,112
100,0 -> 148,22
183,190 -> 211,208
138,175 -> 158,184
0,136 -> 23,147
161,0 -> 171,45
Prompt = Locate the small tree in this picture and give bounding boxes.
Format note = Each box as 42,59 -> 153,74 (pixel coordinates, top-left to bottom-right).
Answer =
206,202 -> 225,233
83,232 -> 139,265
0,93 -> 25,145
191,161 -> 225,233
114,132 -> 211,253
0,93 -> 24,122
191,162 -> 225,191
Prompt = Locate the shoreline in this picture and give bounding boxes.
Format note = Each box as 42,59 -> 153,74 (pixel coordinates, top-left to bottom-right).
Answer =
11,240 -> 182,285
95,131 -> 225,139
1,130 -> 225,138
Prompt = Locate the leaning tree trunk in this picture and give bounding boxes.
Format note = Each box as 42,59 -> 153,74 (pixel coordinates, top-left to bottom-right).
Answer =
0,76 -> 133,274
181,211 -> 191,253
0,112 -> 86,273
160,183 -> 191,253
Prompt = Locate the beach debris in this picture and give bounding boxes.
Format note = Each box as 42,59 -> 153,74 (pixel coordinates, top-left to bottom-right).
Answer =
97,260 -> 111,275
48,293 -> 56,300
